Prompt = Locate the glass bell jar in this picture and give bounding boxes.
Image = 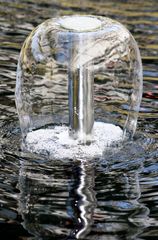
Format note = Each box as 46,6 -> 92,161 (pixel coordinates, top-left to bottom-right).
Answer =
15,15 -> 142,153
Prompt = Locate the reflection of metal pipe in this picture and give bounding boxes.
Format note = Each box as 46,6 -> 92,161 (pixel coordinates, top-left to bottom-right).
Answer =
68,161 -> 96,239
76,161 -> 96,239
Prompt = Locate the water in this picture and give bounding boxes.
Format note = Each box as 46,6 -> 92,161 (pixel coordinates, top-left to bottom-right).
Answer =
15,14 -> 142,142
0,0 -> 158,239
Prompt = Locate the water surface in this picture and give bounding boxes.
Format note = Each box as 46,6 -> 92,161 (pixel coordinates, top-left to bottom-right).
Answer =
0,0 -> 158,239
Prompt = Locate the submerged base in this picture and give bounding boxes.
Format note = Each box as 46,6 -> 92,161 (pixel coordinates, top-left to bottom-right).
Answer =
25,122 -> 123,159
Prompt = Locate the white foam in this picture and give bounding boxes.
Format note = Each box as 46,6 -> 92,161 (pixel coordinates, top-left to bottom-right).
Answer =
25,122 -> 123,159
59,16 -> 102,32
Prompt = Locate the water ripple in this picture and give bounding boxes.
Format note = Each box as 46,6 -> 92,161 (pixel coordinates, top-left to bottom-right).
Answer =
0,0 -> 158,239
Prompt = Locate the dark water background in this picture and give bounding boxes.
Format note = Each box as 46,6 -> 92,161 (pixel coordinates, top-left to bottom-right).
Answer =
0,0 -> 158,239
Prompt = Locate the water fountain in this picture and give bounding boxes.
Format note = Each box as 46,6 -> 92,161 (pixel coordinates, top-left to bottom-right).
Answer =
15,15 -> 143,158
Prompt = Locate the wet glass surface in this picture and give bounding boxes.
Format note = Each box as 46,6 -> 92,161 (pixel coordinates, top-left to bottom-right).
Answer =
0,0 -> 158,239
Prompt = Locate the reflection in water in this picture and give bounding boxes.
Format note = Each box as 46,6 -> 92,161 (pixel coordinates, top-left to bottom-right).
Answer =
18,157 -> 149,240
69,161 -> 96,239
0,0 -> 157,239
18,159 -> 96,239
94,169 -> 149,240
18,160 -> 72,239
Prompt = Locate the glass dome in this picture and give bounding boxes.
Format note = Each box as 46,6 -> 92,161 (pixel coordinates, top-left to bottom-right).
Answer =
15,15 -> 142,147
